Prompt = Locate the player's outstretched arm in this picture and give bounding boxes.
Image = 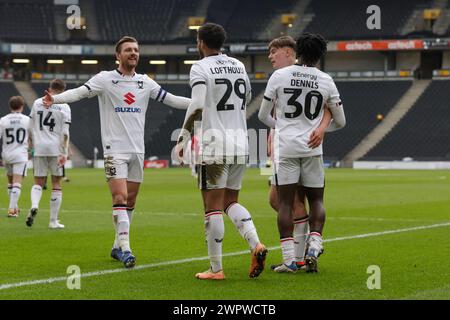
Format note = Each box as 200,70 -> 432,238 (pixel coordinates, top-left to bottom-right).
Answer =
162,93 -> 191,110
43,86 -> 90,107
258,98 -> 276,128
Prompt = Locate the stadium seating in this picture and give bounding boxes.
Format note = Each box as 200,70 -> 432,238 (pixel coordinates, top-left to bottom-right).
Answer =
0,82 -> 23,115
1,0 -> 440,44
365,80 -> 450,160
303,0 -> 432,40
94,0 -> 200,43
206,0 -> 297,42
0,0 -> 55,42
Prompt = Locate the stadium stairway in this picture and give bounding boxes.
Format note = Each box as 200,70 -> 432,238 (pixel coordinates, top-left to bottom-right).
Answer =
260,0 -> 303,41
170,0 -> 209,40
342,79 -> 431,164
400,8 -> 426,36
81,0 -> 101,41
286,0 -> 314,39
13,81 -> 36,112
433,0 -> 450,35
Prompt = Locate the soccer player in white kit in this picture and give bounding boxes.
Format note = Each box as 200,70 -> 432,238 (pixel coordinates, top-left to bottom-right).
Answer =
177,23 -> 267,280
259,33 -> 346,273
43,36 -> 191,268
265,36 -> 333,272
0,96 -> 30,218
27,79 -> 71,229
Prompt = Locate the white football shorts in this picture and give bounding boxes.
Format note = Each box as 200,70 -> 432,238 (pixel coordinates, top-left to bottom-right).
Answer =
197,162 -> 246,190
5,161 -> 28,177
33,156 -> 64,177
104,153 -> 144,183
274,155 -> 324,188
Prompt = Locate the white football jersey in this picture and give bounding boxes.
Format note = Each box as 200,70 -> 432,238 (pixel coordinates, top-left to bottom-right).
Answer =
264,64 -> 342,158
190,54 -> 251,158
83,70 -> 166,155
30,99 -> 71,156
0,112 -> 30,163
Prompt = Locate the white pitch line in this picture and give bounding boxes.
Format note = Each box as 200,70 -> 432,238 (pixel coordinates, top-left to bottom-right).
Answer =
2,207 -> 447,222
1,222 -> 450,291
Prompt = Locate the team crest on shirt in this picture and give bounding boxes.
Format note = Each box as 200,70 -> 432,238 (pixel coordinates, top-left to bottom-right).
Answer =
137,81 -> 144,89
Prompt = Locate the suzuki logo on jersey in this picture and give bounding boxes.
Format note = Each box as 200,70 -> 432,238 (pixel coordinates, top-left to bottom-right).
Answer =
115,92 -> 141,113
124,92 -> 135,105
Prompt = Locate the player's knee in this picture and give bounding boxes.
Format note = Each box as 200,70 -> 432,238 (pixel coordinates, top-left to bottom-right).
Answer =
34,178 -> 46,187
113,193 -> 127,205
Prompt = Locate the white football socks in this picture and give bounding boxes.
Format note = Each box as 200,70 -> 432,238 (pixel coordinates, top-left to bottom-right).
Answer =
280,237 -> 296,266
115,206 -> 131,252
9,183 -> 21,210
226,202 -> 260,251
31,185 -> 43,209
127,207 -> 134,224
50,189 -> 62,223
7,183 -> 12,197
293,216 -> 309,262
112,208 -> 134,250
205,211 -> 224,273
112,213 -> 119,249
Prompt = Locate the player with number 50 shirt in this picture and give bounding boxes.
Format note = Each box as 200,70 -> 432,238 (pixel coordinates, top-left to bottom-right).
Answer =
0,96 -> 30,218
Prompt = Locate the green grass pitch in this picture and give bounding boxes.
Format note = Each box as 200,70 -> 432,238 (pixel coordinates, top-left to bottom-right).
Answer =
0,168 -> 449,300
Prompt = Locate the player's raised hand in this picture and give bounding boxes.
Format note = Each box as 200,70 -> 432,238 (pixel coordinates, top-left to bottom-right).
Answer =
308,128 -> 325,149
42,90 -> 54,108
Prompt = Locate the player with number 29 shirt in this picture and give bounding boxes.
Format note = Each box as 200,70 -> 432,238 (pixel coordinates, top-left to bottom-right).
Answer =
177,23 -> 267,281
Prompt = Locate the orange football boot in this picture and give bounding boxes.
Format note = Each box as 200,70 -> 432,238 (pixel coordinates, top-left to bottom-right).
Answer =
195,269 -> 225,280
